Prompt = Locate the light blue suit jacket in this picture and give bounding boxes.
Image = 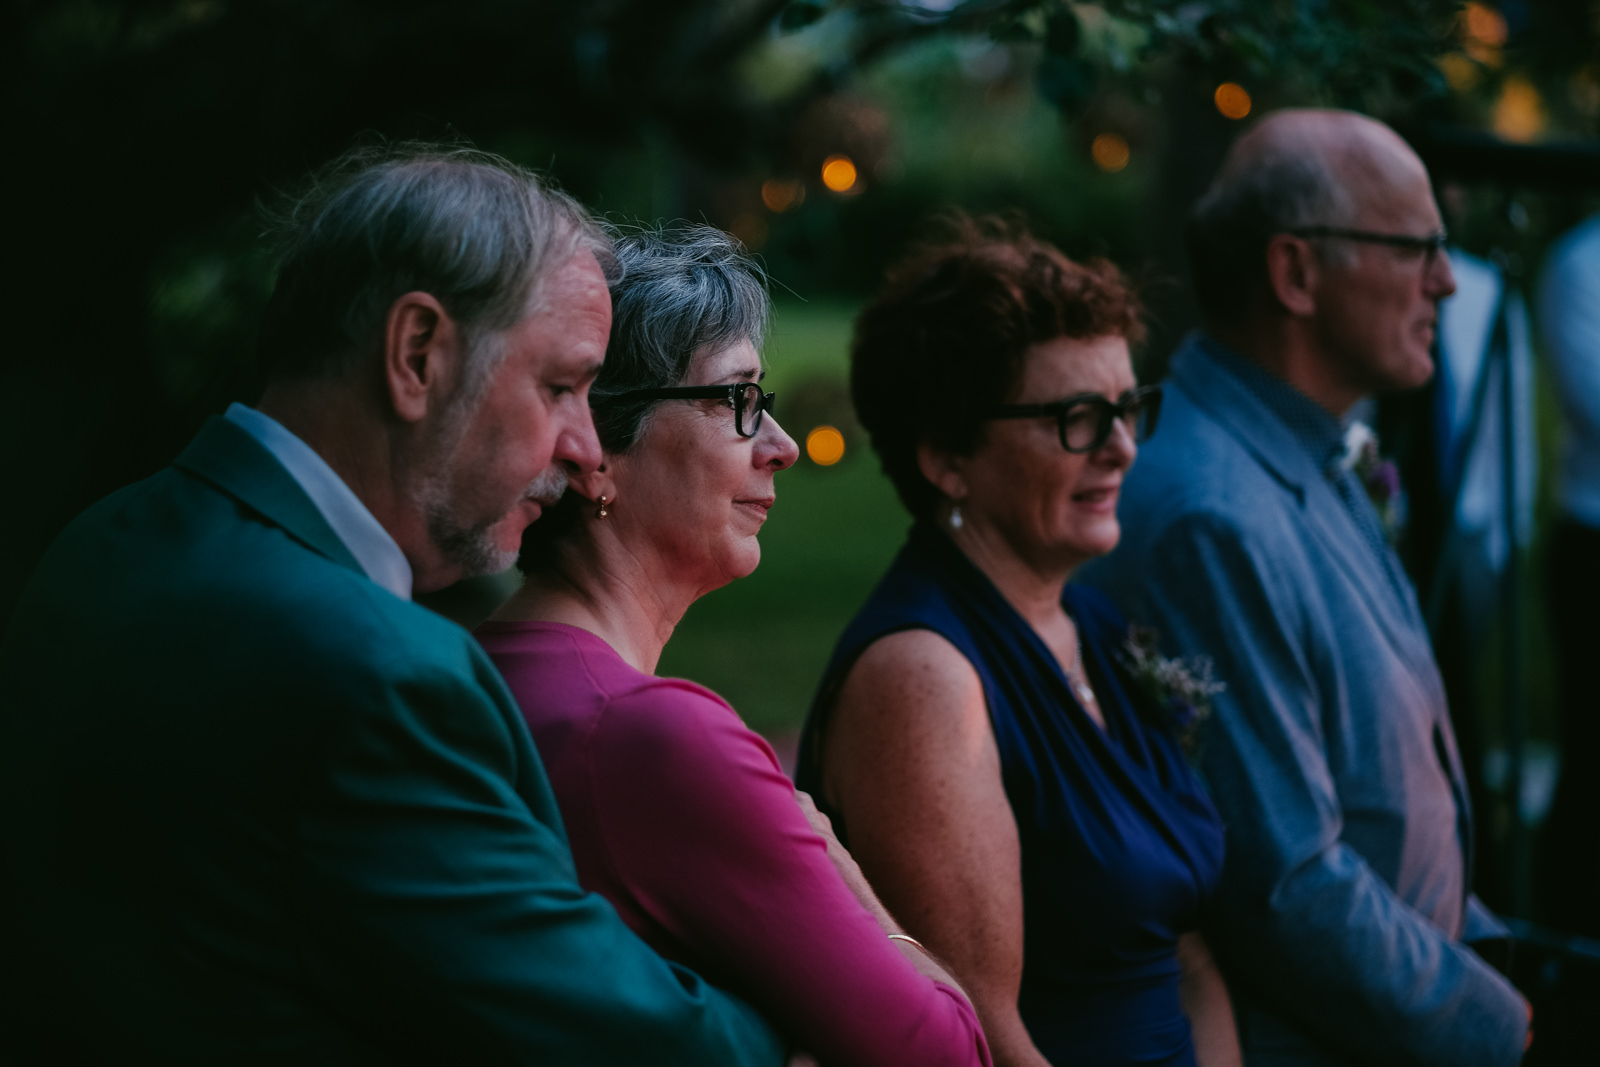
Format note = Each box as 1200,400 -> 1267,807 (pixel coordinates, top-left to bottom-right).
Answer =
1080,335 -> 1526,1066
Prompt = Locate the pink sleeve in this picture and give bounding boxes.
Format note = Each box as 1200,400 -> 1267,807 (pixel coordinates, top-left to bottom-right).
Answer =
585,680 -> 991,1067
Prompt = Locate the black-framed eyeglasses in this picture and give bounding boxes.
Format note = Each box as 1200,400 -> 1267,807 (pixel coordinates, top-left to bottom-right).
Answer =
987,385 -> 1162,453
609,382 -> 776,438
1284,225 -> 1449,267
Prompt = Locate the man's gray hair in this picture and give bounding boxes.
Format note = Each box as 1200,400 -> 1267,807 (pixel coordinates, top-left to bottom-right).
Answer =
588,225 -> 771,452
1186,149 -> 1355,326
257,142 -> 613,391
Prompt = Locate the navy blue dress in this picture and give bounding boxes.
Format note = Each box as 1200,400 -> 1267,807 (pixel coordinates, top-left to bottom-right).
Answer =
797,522 -> 1225,1066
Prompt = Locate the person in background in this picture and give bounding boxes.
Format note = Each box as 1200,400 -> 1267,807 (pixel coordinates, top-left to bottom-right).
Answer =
0,147 -> 788,1065
796,217 -> 1236,1067
1535,213 -> 1600,940
477,226 -> 992,1067
1081,109 -> 1529,1065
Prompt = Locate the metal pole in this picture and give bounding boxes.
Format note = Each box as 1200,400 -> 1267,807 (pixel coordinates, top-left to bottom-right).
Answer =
1499,287 -> 1530,918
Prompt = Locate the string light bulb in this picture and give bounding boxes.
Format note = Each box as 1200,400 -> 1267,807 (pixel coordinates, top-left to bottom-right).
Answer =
1090,133 -> 1130,173
1214,83 -> 1252,120
806,426 -> 846,466
821,155 -> 858,193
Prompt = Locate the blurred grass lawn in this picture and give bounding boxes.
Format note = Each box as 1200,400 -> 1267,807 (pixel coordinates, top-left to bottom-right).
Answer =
655,298 -> 913,737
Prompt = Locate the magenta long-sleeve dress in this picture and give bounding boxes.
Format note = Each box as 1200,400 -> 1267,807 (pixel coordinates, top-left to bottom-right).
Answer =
477,619 -> 991,1067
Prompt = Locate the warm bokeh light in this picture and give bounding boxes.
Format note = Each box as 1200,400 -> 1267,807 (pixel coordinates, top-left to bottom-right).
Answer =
806,425 -> 846,466
728,214 -> 769,252
1571,65 -> 1600,120
1465,2 -> 1508,46
761,178 -> 806,213
1494,74 -> 1547,143
1463,2 -> 1507,66
1213,82 -> 1252,120
820,155 -> 859,193
1438,53 -> 1481,92
1090,133 -> 1129,173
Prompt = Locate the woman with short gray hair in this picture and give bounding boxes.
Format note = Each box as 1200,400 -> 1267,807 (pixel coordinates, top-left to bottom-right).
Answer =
477,226 -> 992,1067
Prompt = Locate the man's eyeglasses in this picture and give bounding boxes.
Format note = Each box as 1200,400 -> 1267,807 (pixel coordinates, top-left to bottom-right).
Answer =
1284,226 -> 1449,267
609,382 -> 776,438
987,385 -> 1162,453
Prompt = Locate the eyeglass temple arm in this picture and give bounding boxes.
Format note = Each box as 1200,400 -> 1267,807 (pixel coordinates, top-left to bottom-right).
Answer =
989,386 -> 1159,419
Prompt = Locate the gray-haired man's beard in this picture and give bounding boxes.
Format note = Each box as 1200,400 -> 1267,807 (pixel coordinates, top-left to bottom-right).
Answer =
421,465 -> 571,579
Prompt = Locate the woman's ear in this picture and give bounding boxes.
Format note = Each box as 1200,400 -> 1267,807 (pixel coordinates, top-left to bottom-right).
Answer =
567,459 -> 617,508
916,440 -> 968,503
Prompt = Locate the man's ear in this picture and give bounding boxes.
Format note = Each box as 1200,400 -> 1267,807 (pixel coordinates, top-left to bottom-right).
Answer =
383,291 -> 462,423
1263,234 -> 1320,318
916,440 -> 968,503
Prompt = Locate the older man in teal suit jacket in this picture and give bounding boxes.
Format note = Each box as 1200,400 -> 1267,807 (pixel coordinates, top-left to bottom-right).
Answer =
0,147 -> 784,1064
1082,112 -> 1528,1064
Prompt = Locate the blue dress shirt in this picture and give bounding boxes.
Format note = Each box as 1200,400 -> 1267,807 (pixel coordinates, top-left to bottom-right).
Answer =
224,403 -> 413,601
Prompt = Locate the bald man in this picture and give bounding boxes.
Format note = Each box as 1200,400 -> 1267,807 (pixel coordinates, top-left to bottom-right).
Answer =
1081,110 -> 1528,1065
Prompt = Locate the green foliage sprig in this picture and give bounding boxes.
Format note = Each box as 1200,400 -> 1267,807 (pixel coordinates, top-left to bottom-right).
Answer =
977,0 -> 1463,113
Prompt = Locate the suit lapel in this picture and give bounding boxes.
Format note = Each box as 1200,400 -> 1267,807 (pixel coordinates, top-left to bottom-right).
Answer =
1170,343 -> 1442,688
174,416 -> 367,579
1296,475 -> 1443,685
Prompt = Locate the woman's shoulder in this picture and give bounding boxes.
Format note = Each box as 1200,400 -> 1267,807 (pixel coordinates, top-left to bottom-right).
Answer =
475,617 -> 606,669
594,670 -> 786,786
809,530 -> 999,748
833,532 -> 984,665
475,619 -> 638,711
603,670 -> 739,731
472,620 -> 768,774
853,552 -> 964,628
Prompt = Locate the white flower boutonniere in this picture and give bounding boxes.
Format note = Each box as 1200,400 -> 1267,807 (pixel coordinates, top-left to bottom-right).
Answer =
1339,420 -> 1406,543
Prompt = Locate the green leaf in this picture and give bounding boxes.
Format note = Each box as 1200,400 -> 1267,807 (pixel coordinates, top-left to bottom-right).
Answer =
778,0 -> 830,33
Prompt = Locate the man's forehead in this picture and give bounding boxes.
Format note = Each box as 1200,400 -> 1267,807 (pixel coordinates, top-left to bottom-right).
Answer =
1345,161 -> 1441,228
529,249 -> 612,313
1335,130 -> 1428,188
509,251 -> 612,375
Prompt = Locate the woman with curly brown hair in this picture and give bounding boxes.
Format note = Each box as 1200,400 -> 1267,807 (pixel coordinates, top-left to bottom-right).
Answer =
797,219 -> 1239,1067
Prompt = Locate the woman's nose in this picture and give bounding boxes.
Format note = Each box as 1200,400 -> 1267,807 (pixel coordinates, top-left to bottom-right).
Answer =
758,415 -> 801,471
1094,417 -> 1138,468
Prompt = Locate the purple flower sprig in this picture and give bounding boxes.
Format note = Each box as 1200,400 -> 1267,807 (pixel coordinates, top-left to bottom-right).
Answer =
1119,626 -> 1226,754
1340,421 -> 1407,543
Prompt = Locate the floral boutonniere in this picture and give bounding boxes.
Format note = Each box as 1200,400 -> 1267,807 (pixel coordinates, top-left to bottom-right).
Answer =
1119,626 -> 1225,755
1339,420 -> 1406,543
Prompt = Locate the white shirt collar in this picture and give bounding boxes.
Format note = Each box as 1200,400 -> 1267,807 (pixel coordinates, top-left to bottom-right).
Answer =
224,403 -> 413,601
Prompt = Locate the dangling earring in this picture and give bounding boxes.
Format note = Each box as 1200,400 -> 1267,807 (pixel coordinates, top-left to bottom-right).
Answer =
596,495 -> 610,519
949,503 -> 963,530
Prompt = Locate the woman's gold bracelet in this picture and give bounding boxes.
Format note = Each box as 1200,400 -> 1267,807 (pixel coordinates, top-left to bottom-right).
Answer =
887,933 -> 927,953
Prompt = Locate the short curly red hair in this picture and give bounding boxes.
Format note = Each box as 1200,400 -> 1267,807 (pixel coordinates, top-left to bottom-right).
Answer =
850,215 -> 1145,521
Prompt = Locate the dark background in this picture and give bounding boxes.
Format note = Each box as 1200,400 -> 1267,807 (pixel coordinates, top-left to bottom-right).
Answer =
13,0 -> 1600,627
7,1 -> 1600,1047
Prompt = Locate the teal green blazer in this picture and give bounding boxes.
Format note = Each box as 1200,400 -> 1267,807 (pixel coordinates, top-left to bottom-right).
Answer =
0,417 -> 784,1065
